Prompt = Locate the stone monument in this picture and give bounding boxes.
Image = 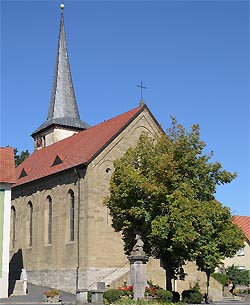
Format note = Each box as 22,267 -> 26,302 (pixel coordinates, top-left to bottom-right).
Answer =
20,269 -> 28,294
76,288 -> 88,304
128,234 -> 148,300
91,282 -> 105,305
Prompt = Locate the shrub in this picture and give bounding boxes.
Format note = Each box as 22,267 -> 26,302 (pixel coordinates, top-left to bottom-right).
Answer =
112,299 -> 165,305
211,273 -> 228,286
145,280 -> 162,298
103,289 -> 123,304
182,289 -> 203,304
226,265 -> 250,286
145,285 -> 158,298
234,288 -> 250,295
118,285 -> 133,298
87,290 -> 92,303
43,288 -> 60,297
172,291 -> 180,302
156,289 -> 173,302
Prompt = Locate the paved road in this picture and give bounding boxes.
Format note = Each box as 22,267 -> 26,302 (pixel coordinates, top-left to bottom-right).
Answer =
0,283 -> 75,305
213,299 -> 250,305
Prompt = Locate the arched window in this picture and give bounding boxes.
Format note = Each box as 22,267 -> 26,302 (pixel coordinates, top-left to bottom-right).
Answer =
47,196 -> 52,244
69,190 -> 75,242
28,201 -> 33,247
11,206 -> 16,249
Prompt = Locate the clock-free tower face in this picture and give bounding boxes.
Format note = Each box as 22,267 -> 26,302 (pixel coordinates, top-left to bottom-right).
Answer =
36,136 -> 43,149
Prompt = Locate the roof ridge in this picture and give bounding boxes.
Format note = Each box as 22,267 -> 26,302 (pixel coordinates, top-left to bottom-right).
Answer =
86,106 -> 143,130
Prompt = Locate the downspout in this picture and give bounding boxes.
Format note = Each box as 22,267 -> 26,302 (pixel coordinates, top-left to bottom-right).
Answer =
74,167 -> 81,292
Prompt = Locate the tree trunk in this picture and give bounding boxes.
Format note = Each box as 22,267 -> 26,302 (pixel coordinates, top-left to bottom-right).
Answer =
205,270 -> 211,304
165,265 -> 173,291
160,258 -> 173,291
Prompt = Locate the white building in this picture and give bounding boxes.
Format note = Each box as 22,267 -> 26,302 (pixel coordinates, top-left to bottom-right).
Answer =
223,216 -> 250,270
0,147 -> 15,298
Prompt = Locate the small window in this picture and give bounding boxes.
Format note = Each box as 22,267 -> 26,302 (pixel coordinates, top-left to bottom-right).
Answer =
238,266 -> 245,270
19,168 -> 31,179
237,248 -> 245,256
11,206 -> 16,249
28,201 -> 33,247
19,168 -> 28,178
47,196 -> 52,244
52,154 -> 65,166
52,155 -> 63,166
69,190 -> 75,242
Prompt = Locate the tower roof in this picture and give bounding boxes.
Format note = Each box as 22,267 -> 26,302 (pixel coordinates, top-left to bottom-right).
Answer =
32,9 -> 89,137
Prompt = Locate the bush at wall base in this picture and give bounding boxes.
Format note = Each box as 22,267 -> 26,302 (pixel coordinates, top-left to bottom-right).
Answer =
181,289 -> 203,304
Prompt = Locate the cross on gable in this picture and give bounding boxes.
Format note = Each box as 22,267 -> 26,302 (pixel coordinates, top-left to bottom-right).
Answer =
137,81 -> 146,100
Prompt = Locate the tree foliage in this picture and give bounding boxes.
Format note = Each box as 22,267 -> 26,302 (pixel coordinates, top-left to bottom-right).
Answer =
14,148 -> 30,167
104,117 -> 244,291
192,200 -> 244,297
211,272 -> 228,286
226,265 -> 250,286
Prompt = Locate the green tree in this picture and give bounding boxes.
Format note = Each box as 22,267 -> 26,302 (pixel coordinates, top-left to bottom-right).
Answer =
226,265 -> 250,286
211,272 -> 228,286
14,148 -> 30,167
193,201 -> 245,301
104,118 -> 241,291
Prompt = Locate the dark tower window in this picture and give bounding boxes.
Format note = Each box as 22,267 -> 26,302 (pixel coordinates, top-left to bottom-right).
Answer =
28,201 -> 33,247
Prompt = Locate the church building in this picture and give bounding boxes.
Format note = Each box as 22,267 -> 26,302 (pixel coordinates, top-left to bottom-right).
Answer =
10,5 -> 164,293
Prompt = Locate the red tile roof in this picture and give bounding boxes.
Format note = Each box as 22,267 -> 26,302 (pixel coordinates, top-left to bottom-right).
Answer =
233,216 -> 250,240
14,105 -> 145,187
0,147 -> 16,184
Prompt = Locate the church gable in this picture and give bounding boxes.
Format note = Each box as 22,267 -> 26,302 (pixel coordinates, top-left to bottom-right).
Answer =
92,106 -> 162,170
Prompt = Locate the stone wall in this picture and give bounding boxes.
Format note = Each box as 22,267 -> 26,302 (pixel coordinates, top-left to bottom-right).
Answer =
27,267 -> 130,293
176,262 -> 223,301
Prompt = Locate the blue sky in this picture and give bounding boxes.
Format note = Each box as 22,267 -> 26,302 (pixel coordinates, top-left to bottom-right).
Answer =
1,0 -> 249,216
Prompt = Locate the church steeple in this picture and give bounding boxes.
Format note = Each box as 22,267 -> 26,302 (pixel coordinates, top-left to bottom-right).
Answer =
32,4 -> 89,150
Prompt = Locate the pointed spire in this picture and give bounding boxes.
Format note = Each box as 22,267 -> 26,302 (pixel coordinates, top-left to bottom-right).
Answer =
32,4 -> 89,143
48,9 -> 80,122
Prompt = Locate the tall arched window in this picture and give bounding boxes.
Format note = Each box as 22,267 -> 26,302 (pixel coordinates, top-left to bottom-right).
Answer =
69,190 -> 75,242
28,201 -> 33,247
11,206 -> 16,249
47,196 -> 52,244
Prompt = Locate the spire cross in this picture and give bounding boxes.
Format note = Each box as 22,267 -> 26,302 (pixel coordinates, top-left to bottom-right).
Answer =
137,81 -> 146,100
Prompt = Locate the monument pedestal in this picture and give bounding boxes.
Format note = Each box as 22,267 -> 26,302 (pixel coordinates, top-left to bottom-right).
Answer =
76,289 -> 88,304
91,282 -> 105,305
128,235 -> 148,300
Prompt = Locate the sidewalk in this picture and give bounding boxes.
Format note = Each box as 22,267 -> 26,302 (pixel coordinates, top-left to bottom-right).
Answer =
0,283 -> 75,305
